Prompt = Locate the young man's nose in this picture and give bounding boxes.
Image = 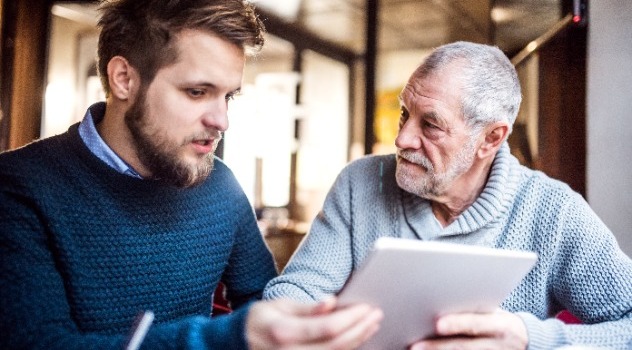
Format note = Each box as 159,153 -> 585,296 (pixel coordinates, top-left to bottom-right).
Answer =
201,100 -> 229,132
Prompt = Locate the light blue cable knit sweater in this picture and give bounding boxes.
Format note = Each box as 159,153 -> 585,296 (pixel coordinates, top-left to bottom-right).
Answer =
264,143 -> 632,349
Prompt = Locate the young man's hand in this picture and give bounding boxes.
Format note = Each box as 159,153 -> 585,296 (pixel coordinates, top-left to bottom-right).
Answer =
246,297 -> 383,350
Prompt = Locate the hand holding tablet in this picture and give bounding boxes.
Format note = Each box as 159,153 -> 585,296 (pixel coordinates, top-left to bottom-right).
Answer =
337,237 -> 537,350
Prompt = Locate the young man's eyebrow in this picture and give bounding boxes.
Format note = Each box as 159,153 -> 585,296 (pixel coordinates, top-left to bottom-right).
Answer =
182,81 -> 242,95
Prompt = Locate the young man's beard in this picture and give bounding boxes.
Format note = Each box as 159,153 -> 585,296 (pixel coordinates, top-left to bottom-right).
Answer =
125,90 -> 215,188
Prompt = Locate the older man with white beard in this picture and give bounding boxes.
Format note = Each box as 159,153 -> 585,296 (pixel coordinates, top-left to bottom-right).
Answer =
264,41 -> 632,350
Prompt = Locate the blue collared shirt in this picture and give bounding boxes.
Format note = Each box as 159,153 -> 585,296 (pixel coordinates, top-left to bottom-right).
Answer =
78,106 -> 143,178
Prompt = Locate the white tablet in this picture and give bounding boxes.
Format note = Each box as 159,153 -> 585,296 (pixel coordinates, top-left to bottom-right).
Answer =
337,237 -> 537,350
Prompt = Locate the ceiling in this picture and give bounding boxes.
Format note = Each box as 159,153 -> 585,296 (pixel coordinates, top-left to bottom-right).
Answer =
53,0 -> 562,59
255,0 -> 562,56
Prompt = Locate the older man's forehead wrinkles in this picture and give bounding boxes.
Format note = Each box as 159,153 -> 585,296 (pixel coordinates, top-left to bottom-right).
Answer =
407,79 -> 445,106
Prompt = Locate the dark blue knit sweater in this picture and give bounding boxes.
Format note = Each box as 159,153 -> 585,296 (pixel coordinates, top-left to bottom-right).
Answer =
0,123 -> 277,349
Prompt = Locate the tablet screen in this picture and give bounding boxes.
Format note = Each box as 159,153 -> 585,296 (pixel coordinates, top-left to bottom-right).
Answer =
337,237 -> 537,350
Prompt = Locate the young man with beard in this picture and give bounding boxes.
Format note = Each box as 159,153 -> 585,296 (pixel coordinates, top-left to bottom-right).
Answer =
0,0 -> 383,349
264,41 -> 632,349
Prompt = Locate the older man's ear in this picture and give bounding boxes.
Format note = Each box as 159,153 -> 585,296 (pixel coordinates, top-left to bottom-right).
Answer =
477,122 -> 509,159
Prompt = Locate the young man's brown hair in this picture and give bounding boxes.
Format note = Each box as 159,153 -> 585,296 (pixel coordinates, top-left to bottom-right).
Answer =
97,0 -> 265,96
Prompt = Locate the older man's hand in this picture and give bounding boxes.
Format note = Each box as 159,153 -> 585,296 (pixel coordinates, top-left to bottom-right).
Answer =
410,309 -> 528,350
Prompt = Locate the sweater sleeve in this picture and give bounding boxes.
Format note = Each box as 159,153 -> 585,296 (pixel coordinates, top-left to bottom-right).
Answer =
0,177 -> 252,349
263,166 -> 355,302
221,198 -> 278,309
519,191 -> 632,350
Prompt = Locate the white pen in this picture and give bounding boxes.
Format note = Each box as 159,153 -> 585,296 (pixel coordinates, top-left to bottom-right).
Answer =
125,310 -> 154,350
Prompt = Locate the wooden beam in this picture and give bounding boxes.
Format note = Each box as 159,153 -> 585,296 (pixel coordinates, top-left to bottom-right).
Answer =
538,21 -> 587,196
364,0 -> 378,154
256,8 -> 358,65
2,0 -> 51,150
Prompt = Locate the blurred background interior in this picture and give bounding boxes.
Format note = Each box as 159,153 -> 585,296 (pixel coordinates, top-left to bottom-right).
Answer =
1,0 -> 630,270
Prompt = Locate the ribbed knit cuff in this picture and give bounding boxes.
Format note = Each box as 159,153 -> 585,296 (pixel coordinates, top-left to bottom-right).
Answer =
517,312 -> 566,350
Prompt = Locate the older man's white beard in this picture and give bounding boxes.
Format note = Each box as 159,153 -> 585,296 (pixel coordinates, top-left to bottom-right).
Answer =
396,150 -> 441,198
397,150 -> 434,171
396,143 -> 476,198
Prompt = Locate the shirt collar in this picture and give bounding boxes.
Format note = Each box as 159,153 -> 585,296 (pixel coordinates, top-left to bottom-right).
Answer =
78,102 -> 143,178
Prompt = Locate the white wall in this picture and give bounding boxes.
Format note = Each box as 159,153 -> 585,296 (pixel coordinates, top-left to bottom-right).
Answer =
587,1 -> 632,256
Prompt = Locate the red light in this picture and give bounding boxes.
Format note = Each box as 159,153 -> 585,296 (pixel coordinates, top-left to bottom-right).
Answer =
573,15 -> 581,23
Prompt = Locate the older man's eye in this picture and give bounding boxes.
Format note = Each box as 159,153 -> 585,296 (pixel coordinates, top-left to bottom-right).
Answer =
423,120 -> 440,130
399,108 -> 409,127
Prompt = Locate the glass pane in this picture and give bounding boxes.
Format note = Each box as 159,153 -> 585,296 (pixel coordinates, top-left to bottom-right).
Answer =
43,2 -> 102,138
296,50 -> 349,223
223,34 -> 296,208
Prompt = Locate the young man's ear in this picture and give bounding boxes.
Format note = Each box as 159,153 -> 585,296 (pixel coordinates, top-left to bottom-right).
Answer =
477,122 -> 510,158
107,56 -> 138,101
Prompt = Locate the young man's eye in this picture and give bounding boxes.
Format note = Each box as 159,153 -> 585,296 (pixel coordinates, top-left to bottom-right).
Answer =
188,89 -> 205,97
225,91 -> 241,101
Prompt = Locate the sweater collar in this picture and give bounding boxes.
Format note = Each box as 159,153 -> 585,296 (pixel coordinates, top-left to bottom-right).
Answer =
401,142 -> 522,238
